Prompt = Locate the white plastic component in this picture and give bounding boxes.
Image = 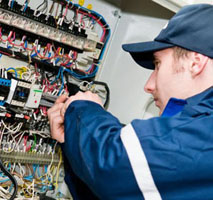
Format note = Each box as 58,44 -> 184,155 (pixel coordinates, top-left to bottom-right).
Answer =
2,12 -> 12,24
17,81 -> 31,89
0,8 -> 99,52
38,25 -> 50,37
61,33 -> 70,44
15,113 -> 24,118
67,35 -> 75,46
72,37 -> 85,50
11,16 -> 26,28
92,48 -> 102,59
6,79 -> 17,104
11,100 -> 25,107
77,52 -> 93,65
0,113 -> 6,117
77,57 -> 88,65
25,85 -> 43,108
24,21 -> 38,34
0,10 -> 5,22
86,31 -> 100,42
49,29 -> 62,42
84,39 -> 97,51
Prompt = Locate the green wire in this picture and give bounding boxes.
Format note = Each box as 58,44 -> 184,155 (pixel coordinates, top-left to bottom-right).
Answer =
30,134 -> 37,152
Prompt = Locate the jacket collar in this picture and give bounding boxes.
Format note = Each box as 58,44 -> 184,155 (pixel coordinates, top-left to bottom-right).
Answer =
161,86 -> 213,117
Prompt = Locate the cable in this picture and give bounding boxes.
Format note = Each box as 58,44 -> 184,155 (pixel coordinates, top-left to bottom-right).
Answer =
92,80 -> 110,108
0,160 -> 17,200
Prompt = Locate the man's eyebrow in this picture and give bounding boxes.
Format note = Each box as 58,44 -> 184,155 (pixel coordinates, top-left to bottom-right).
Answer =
153,54 -> 159,60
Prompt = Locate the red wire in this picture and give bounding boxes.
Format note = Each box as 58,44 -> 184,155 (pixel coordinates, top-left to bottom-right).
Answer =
78,10 -> 107,42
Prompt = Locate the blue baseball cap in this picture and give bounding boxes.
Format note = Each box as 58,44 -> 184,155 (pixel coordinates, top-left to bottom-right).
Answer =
122,4 -> 213,70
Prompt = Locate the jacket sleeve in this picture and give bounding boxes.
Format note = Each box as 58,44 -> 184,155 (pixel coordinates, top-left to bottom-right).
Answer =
62,99 -> 213,200
63,100 -> 143,199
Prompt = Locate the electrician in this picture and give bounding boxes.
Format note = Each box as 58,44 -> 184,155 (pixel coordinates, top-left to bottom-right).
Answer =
48,4 -> 213,200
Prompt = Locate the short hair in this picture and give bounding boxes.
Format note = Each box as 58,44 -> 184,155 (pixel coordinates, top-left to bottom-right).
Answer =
172,47 -> 190,73
173,46 -> 190,60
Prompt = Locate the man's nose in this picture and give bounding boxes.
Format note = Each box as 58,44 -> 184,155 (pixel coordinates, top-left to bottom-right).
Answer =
144,71 -> 156,94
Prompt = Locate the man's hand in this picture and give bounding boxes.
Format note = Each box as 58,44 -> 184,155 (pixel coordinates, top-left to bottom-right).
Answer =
60,91 -> 103,117
47,94 -> 68,143
48,91 -> 102,143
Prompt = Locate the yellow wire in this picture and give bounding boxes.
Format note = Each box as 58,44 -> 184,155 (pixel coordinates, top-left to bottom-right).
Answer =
54,148 -> 62,189
7,66 -> 28,79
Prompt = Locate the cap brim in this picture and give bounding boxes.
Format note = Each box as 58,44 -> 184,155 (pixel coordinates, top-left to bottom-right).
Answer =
122,41 -> 174,69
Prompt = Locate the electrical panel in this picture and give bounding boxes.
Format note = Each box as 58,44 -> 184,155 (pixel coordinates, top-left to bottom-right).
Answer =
0,0 -> 110,199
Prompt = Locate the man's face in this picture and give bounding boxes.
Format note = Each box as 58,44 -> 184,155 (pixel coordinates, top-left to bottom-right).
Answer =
144,48 -> 191,114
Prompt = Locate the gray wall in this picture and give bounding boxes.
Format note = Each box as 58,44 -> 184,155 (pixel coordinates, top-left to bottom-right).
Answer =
98,0 -> 174,124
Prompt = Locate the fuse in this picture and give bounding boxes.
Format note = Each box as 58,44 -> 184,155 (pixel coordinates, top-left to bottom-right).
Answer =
87,4 -> 92,10
79,0 -> 85,6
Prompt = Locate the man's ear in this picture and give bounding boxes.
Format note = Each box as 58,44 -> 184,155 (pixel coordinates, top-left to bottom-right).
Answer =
190,52 -> 208,77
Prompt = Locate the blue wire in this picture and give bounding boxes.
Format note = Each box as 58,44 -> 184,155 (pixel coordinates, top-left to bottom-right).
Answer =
23,2 -> 28,12
11,0 -> 15,8
9,183 -> 13,192
50,67 -> 62,85
99,28 -> 111,60
66,1 -> 111,47
37,164 -> 41,177
33,164 -> 38,176
31,53 -> 37,58
0,179 -> 9,183
64,65 -> 98,79
73,2 -> 111,61
41,186 -> 47,193
58,68 -> 64,96
24,41 -> 27,48
44,165 -> 48,173
6,67 -> 18,78
23,177 -> 33,181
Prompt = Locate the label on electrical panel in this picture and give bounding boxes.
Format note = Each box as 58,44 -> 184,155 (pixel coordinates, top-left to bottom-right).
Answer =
25,85 -> 43,109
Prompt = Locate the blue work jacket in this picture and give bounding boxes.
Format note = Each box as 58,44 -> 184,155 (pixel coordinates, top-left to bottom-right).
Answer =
62,87 -> 213,200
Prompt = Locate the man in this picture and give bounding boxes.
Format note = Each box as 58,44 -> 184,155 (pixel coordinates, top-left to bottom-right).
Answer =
48,4 -> 213,200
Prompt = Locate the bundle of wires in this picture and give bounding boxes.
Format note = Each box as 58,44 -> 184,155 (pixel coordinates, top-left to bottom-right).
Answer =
66,1 -> 111,60
0,160 -> 17,200
58,0 -> 111,78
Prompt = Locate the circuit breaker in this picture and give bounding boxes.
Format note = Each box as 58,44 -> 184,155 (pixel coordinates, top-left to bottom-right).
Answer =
0,0 -> 112,199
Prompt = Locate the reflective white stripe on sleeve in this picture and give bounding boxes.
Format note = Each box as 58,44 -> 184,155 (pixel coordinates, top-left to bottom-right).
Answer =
120,124 -> 162,200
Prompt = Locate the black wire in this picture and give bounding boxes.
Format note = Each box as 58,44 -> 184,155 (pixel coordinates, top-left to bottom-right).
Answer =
36,0 -> 47,12
0,160 -> 18,200
92,81 -> 110,109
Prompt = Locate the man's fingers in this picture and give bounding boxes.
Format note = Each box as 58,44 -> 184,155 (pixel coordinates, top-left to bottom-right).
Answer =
49,109 -> 61,124
61,96 -> 75,117
50,113 -> 64,128
47,103 -> 64,118
55,94 -> 68,104
50,115 -> 65,143
60,91 -> 103,117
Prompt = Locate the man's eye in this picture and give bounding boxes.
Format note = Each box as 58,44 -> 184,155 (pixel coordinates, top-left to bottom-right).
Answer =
154,61 -> 160,69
